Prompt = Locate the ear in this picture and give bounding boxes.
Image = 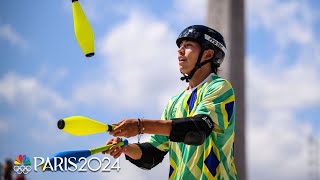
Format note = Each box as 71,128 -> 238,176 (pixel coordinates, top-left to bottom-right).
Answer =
203,49 -> 214,60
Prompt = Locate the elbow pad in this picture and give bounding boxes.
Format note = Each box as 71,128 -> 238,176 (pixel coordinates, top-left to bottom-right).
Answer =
169,114 -> 214,146
125,143 -> 167,170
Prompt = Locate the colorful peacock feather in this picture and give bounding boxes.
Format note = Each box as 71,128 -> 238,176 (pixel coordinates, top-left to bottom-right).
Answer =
14,154 -> 31,166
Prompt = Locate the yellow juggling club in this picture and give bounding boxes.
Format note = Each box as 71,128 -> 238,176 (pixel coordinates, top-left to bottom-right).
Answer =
57,116 -> 116,136
71,0 -> 94,57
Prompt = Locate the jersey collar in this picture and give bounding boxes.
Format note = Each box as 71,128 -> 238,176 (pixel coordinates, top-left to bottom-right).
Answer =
186,73 -> 216,92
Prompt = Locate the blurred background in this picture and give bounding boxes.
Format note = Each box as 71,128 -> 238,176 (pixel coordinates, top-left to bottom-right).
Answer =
0,0 -> 319,179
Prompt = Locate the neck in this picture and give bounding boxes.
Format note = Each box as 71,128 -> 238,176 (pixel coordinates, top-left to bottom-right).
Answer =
187,66 -> 212,89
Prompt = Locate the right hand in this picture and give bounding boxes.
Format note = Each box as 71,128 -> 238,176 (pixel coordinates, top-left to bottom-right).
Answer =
109,119 -> 140,138
102,137 -> 126,159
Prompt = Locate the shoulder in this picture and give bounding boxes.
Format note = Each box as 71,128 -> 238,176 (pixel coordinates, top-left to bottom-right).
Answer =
204,75 -> 233,92
169,89 -> 186,101
199,75 -> 235,105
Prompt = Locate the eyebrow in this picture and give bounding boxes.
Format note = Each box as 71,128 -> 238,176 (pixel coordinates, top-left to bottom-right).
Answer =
181,40 -> 197,45
182,40 -> 193,43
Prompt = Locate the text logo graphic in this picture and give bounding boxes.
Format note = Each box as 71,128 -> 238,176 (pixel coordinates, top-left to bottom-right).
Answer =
34,157 -> 120,172
13,154 -> 32,174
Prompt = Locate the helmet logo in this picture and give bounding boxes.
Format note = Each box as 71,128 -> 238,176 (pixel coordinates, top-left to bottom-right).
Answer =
184,28 -> 194,37
204,34 -> 227,54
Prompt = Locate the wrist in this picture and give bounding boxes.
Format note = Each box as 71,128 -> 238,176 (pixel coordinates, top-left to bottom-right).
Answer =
138,118 -> 145,134
121,139 -> 129,154
122,146 -> 127,154
137,118 -> 144,143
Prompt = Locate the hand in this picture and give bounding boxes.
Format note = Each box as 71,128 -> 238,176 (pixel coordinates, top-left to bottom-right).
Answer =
102,137 -> 126,159
109,119 -> 139,138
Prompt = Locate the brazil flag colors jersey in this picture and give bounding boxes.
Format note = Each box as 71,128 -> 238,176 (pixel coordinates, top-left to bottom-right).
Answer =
149,73 -> 238,180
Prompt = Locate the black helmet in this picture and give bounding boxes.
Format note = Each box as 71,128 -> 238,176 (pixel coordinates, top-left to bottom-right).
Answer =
176,25 -> 227,66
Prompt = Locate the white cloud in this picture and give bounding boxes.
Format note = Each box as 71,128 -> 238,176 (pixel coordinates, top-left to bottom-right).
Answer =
246,2 -> 320,179
246,43 -> 320,179
248,58 -> 320,111
62,0 -> 110,22
247,114 -> 313,180
37,65 -> 69,86
0,72 -> 69,110
0,24 -> 29,50
171,0 -> 206,26
73,10 -> 185,114
247,0 -> 315,48
0,72 -> 70,143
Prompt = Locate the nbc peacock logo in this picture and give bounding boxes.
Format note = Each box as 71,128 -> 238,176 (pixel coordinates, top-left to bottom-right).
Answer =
13,154 -> 32,174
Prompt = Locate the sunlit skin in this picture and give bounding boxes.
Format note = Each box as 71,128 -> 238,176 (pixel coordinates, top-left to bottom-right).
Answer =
102,40 -> 215,159
178,40 -> 214,89
178,40 -> 202,74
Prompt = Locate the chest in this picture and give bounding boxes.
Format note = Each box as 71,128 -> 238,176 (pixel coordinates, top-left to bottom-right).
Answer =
168,89 -> 204,118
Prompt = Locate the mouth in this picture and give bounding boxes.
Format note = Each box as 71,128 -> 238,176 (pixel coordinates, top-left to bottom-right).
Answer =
178,56 -> 186,62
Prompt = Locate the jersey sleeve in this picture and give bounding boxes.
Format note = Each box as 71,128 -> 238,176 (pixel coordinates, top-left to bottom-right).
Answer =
148,101 -> 170,152
194,79 -> 235,131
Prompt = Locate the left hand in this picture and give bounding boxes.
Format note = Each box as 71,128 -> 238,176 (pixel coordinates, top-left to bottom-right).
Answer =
102,137 -> 125,158
110,119 -> 139,138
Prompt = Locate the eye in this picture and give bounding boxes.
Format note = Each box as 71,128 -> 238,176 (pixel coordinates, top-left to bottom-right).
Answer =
181,43 -> 193,48
179,41 -> 195,49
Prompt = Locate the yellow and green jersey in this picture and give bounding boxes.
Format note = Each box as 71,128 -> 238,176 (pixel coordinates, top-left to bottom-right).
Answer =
149,73 -> 238,180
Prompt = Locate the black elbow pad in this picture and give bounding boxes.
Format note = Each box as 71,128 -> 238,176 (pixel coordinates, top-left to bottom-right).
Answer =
169,114 -> 214,146
125,143 -> 167,170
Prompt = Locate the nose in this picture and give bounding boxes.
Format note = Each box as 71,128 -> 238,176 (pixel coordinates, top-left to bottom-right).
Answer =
177,46 -> 185,55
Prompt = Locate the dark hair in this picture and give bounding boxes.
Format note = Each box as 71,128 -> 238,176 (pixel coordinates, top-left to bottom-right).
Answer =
208,46 -> 220,75
211,62 -> 219,75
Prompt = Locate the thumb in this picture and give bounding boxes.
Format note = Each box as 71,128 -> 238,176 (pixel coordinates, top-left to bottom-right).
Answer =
113,120 -> 124,127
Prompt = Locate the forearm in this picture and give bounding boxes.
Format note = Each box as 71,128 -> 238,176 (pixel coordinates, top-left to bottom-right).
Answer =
124,143 -> 142,160
141,119 -> 172,136
110,119 -> 172,137
112,115 -> 212,146
125,142 -> 168,170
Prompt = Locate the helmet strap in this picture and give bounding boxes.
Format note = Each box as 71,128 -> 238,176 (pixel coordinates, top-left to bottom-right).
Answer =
180,50 -> 212,82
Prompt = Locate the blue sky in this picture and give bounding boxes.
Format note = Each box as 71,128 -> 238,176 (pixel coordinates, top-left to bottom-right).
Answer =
0,0 -> 319,180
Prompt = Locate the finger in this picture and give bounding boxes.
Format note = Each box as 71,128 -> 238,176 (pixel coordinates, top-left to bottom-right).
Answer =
105,144 -> 119,154
112,130 -> 122,137
106,137 -> 124,153
113,120 -> 125,127
102,148 -> 112,154
112,128 -> 127,137
110,120 -> 128,136
110,147 -> 122,157
113,151 -> 122,159
109,130 -> 116,136
105,139 -> 114,145
113,120 -> 124,130
111,137 -> 122,144
110,128 -> 123,136
102,139 -> 117,154
113,147 -> 125,159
